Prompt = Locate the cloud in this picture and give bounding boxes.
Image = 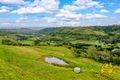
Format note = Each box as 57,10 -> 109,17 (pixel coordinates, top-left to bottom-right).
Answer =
0,0 -> 119,27
63,5 -> 79,11
43,17 -> 57,23
56,9 -> 107,21
1,22 -> 11,25
0,6 -> 10,13
0,9 -> 9,13
11,0 -> 103,15
0,6 -> 10,9
19,17 -> 28,20
74,0 -> 103,9
11,0 -> 59,14
85,14 -> 107,19
34,0 -> 59,11
100,9 -> 109,13
56,9 -> 81,19
0,0 -> 25,5
115,8 -> 120,13
11,7 -> 46,14
15,20 -> 21,23
63,0 -> 103,12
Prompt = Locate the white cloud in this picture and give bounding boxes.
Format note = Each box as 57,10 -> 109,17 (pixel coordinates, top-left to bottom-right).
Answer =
63,5 -> 79,11
43,17 -> 57,23
36,0 -> 59,11
62,0 -> 103,12
56,9 -> 78,18
0,0 -> 118,27
19,17 -> 28,20
115,8 -> 120,13
0,8 -> 9,13
11,7 -> 46,14
15,20 -> 21,23
1,22 -> 11,25
0,6 -> 10,9
11,0 -> 59,14
75,0 -> 103,9
0,0 -> 25,5
0,6 -> 10,13
100,9 -> 109,13
85,14 -> 107,19
56,9 -> 107,21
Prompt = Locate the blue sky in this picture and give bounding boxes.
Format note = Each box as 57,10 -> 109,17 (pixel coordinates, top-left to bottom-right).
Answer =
0,0 -> 120,28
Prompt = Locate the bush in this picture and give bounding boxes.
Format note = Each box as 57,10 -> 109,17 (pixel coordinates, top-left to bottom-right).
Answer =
112,57 -> 120,65
73,48 -> 81,57
111,49 -> 120,57
2,39 -> 18,45
34,39 -> 41,46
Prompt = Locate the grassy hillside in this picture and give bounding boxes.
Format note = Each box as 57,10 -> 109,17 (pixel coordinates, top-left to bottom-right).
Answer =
93,25 -> 120,33
39,27 -> 107,35
38,27 -> 108,47
1,25 -> 120,80
0,45 -> 120,80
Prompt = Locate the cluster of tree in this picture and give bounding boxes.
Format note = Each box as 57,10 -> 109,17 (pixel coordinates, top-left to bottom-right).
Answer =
1,25 -> 120,65
34,36 -> 72,46
2,39 -> 31,46
16,34 -> 29,41
72,45 -> 120,65
0,30 -> 16,36
110,49 -> 120,65
94,25 -> 120,33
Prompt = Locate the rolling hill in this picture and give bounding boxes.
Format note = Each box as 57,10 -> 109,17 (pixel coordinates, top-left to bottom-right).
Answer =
0,45 -> 120,80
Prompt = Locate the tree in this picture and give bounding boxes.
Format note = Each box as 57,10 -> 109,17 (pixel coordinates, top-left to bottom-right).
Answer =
16,34 -> 28,41
34,39 -> 41,46
2,39 -> 18,45
87,46 -> 98,58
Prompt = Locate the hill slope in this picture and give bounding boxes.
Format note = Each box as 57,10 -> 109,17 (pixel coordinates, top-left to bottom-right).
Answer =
39,27 -> 107,35
0,45 -> 120,80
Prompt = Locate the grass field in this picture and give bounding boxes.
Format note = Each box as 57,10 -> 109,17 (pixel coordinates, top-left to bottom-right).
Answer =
0,45 -> 120,80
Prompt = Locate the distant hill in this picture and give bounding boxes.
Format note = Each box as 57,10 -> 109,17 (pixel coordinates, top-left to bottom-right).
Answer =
39,25 -> 120,35
39,27 -> 105,35
0,27 -> 43,35
38,25 -> 120,45
93,25 -> 120,33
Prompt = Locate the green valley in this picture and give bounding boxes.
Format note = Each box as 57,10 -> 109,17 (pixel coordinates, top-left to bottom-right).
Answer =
0,25 -> 120,80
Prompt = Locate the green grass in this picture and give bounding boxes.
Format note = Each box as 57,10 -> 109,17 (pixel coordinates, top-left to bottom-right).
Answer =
18,40 -> 34,45
71,40 -> 101,45
0,45 -> 120,80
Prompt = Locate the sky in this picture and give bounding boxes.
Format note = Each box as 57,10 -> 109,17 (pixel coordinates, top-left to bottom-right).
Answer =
0,0 -> 120,28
